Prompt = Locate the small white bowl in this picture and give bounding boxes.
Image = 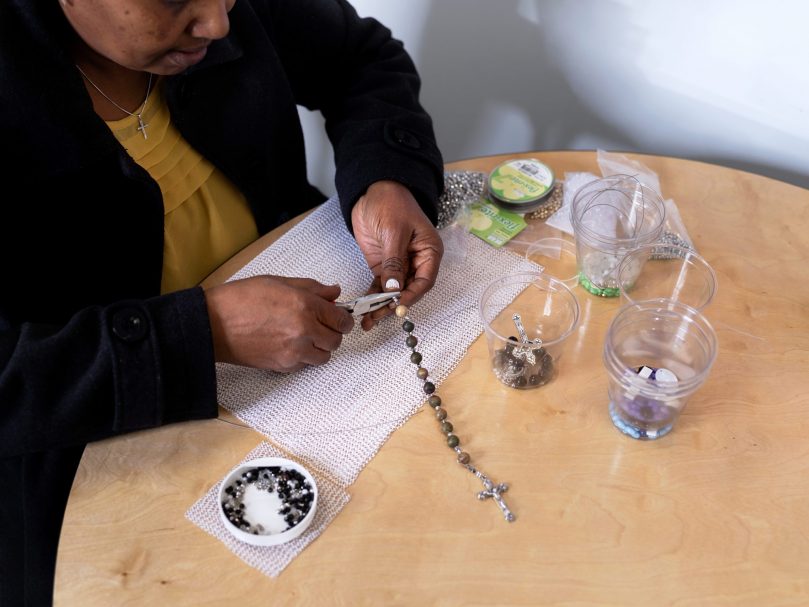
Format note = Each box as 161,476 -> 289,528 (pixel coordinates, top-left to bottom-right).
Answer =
218,456 -> 318,546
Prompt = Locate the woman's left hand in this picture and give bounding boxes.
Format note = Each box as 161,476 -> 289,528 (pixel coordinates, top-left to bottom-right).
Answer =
351,180 -> 443,330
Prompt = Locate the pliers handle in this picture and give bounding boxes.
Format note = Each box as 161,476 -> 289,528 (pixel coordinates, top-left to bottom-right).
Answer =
335,291 -> 400,315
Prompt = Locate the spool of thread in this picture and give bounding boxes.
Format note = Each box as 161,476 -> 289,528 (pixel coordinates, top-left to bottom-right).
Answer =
487,158 -> 555,214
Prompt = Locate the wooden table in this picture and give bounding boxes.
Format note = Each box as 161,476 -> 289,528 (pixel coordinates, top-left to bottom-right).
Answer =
55,152 -> 809,606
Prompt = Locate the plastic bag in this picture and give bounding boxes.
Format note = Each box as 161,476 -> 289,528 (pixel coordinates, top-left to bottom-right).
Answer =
597,150 -> 693,250
545,150 -> 694,251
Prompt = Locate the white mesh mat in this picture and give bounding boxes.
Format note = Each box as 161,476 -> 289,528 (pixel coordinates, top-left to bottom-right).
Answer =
187,195 -> 538,576
214,196 -> 538,484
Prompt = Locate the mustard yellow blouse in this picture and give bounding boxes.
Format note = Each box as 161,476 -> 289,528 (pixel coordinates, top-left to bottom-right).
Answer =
106,83 -> 258,293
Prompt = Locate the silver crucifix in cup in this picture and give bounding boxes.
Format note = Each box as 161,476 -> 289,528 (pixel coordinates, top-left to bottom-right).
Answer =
511,313 -> 539,366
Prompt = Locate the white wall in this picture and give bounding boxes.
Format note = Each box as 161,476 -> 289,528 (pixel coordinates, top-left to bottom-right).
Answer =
301,0 -> 809,196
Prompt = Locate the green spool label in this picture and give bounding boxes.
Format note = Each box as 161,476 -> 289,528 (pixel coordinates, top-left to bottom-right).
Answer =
489,159 -> 553,204
468,199 -> 527,248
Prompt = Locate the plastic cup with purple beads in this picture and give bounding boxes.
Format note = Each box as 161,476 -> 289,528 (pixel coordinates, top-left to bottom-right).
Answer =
603,299 -> 717,439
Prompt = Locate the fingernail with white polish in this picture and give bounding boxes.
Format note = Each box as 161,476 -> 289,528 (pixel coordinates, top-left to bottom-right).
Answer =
385,278 -> 400,290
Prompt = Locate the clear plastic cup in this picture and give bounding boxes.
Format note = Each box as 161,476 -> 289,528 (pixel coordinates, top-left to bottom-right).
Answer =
571,175 -> 666,297
524,237 -> 579,289
603,299 -> 718,439
479,272 -> 580,389
617,244 -> 717,311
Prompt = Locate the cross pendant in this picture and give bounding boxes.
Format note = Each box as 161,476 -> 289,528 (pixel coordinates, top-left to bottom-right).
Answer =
477,477 -> 515,522
136,114 -> 149,140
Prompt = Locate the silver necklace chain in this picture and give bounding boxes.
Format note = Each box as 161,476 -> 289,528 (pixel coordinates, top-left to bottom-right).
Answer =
75,65 -> 154,140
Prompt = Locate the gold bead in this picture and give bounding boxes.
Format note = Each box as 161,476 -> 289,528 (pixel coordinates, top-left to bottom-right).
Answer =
395,304 -> 409,318
416,367 -> 428,380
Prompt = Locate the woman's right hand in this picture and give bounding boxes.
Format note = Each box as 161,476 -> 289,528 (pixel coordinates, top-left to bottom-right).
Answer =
203,276 -> 355,373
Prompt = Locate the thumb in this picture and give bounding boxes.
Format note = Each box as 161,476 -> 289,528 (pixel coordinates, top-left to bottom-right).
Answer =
379,231 -> 411,294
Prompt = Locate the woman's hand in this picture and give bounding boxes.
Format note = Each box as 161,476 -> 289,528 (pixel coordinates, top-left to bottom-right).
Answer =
351,180 -> 443,330
204,276 -> 355,373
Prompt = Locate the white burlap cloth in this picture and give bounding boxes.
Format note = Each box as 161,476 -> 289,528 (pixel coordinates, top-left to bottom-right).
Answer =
187,195 -> 538,576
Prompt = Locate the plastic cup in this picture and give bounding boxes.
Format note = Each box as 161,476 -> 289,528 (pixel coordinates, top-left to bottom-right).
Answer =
617,244 -> 717,311
603,299 -> 718,440
479,272 -> 580,389
524,237 -> 579,289
571,175 -> 666,297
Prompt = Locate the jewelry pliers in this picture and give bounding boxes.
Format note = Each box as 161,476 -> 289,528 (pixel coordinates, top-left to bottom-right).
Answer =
335,291 -> 401,315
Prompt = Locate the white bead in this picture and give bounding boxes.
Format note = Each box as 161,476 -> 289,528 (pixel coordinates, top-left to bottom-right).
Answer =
653,368 -> 678,384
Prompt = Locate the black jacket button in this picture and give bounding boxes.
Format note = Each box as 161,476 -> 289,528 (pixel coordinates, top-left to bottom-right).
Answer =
393,128 -> 421,149
112,308 -> 149,342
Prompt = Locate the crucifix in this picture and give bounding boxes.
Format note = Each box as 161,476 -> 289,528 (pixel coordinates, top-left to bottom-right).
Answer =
511,313 -> 539,365
477,475 -> 516,522
136,115 -> 149,140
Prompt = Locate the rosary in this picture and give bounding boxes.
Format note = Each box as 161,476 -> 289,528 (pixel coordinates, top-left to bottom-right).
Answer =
394,299 -> 515,522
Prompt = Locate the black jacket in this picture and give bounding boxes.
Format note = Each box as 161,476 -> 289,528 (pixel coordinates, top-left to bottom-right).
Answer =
0,1 -> 443,604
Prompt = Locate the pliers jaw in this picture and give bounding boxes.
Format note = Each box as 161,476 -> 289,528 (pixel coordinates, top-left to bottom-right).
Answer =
336,291 -> 401,315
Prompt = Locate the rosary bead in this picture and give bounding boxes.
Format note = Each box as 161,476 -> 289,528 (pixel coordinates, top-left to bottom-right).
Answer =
441,421 -> 453,433
435,407 -> 447,421
457,452 -> 471,464
417,367 -> 429,380
428,395 -> 442,408
447,435 -> 460,448
410,352 -> 423,365
395,305 -> 409,318
423,381 -> 435,394
406,335 -> 418,348
402,320 -> 415,333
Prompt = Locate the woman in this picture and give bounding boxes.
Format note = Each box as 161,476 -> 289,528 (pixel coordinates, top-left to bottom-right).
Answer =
0,0 -> 444,603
